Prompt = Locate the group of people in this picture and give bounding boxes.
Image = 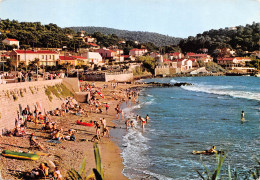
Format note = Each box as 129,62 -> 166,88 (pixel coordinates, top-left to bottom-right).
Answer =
25,162 -> 62,179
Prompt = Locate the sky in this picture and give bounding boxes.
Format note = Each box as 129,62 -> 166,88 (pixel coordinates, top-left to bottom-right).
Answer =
0,0 -> 259,38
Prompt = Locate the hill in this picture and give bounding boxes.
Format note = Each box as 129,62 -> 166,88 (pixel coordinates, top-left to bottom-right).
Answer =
179,22 -> 260,54
68,26 -> 181,47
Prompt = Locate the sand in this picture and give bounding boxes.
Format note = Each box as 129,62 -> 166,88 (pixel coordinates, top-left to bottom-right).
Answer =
0,81 -> 146,180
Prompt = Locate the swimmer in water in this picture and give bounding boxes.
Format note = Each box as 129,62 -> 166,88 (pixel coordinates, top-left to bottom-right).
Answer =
241,110 -> 245,121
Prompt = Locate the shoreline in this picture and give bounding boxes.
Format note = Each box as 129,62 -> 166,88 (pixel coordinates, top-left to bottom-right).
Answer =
0,81 -> 146,180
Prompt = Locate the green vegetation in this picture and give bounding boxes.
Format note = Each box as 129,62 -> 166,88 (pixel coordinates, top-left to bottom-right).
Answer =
0,19 -> 84,51
44,83 -> 73,102
69,26 -> 181,47
179,22 -> 260,54
45,87 -> 53,102
12,94 -> 18,101
197,60 -> 225,73
29,87 -> 34,94
19,89 -> 24,97
67,143 -> 103,180
137,56 -> 157,74
194,154 -> 260,180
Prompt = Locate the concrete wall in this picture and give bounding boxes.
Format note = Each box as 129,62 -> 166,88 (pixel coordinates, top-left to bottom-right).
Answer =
105,72 -> 133,82
155,66 -> 181,76
63,78 -> 80,93
0,79 -> 68,134
84,73 -> 106,81
83,72 -> 133,82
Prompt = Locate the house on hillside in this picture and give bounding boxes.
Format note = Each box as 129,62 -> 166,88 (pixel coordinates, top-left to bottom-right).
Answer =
98,48 -> 117,59
81,52 -> 103,65
2,38 -> 20,49
87,43 -> 100,49
85,36 -> 97,43
98,48 -> 124,62
129,48 -> 148,57
172,59 -> 193,72
168,52 -> 184,60
58,56 -> 78,66
217,57 -> 251,69
10,50 -> 59,66
187,53 -> 213,63
72,56 -> 89,66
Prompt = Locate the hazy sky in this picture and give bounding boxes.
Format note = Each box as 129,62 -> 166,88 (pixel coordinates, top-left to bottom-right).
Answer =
0,0 -> 259,38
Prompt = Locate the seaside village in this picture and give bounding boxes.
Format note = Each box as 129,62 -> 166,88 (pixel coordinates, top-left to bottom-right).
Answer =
0,29 -> 259,180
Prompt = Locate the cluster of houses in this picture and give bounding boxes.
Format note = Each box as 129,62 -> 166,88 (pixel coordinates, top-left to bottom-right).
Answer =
1,37 -> 259,75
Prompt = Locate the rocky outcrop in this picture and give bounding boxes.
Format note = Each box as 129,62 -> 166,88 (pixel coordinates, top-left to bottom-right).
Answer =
145,82 -> 192,87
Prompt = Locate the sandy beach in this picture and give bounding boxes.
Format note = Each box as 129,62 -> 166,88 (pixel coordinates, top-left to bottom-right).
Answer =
0,81 -> 145,180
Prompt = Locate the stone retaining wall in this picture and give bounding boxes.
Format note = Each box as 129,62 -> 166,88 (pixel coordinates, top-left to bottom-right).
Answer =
0,79 -> 65,134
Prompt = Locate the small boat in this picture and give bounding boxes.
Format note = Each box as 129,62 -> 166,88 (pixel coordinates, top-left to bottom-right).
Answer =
76,120 -> 94,127
254,73 -> 260,77
1,150 -> 39,160
192,150 -> 224,155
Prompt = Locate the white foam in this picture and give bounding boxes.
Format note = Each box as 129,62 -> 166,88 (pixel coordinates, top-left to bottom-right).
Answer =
181,85 -> 260,102
122,129 -> 150,168
170,78 -> 179,83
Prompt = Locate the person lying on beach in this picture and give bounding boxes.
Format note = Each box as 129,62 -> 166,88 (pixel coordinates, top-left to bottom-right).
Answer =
25,163 -> 49,179
54,108 -> 60,116
65,129 -> 76,141
29,133 -> 45,150
42,122 -> 53,131
52,129 -> 64,141
53,167 -> 62,180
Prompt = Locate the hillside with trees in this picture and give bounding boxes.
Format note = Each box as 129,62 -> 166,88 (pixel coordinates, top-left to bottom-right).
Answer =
179,22 -> 260,54
0,19 -> 84,51
68,26 -> 181,47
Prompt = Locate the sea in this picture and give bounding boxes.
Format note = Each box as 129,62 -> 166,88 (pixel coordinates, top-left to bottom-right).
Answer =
111,76 -> 260,180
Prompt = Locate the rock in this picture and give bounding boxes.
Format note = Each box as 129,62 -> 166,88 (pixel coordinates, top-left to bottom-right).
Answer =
145,82 -> 192,87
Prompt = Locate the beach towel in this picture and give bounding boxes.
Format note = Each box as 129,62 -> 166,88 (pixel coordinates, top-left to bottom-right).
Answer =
46,140 -> 62,144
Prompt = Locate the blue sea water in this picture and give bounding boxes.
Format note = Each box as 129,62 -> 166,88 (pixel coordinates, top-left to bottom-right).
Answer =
111,76 -> 260,180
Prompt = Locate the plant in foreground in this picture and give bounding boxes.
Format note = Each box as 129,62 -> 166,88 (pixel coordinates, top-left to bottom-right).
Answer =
67,143 -> 103,180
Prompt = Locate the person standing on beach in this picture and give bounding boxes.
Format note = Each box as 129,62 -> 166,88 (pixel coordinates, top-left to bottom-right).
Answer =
145,114 -> 150,123
140,116 -> 146,129
105,103 -> 109,114
125,118 -> 130,130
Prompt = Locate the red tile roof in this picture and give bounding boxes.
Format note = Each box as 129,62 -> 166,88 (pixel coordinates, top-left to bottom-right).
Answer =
169,52 -> 181,56
186,52 -> 195,56
122,55 -> 129,58
14,50 -> 58,54
189,54 -> 207,57
130,48 -> 147,51
59,56 -> 75,60
5,38 -> 19,41
236,57 -> 251,60
72,56 -> 87,60
217,58 -> 235,61
88,43 -> 98,47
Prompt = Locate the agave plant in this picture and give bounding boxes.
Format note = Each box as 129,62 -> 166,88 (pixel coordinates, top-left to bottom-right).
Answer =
193,153 -> 227,180
67,143 -> 103,180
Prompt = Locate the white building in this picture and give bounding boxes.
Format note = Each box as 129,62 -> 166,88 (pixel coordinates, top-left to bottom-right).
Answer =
82,52 -> 103,65
9,50 -> 59,66
2,38 -> 19,49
